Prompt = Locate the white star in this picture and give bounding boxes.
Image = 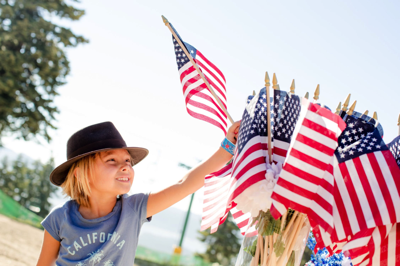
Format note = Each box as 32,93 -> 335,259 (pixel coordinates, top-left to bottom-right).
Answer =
349,150 -> 354,155
358,128 -> 363,133
349,123 -> 354,128
376,145 -> 381,149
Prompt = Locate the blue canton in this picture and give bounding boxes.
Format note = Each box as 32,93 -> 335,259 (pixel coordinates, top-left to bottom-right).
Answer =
335,116 -> 386,164
388,135 -> 400,169
237,88 -> 271,154
272,90 -> 301,143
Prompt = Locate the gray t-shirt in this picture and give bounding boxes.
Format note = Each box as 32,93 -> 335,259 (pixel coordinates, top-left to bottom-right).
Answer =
41,193 -> 151,266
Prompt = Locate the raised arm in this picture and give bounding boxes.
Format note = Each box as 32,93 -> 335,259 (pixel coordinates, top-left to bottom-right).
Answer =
146,121 -> 240,218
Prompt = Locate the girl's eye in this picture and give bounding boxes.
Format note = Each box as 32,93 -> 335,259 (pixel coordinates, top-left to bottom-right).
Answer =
107,159 -> 115,162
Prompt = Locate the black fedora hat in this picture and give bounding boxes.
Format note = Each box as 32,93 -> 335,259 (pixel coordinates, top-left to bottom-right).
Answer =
50,122 -> 149,186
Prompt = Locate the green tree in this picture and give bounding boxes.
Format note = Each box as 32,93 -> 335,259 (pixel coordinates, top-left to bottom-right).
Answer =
196,213 -> 242,266
0,156 -> 57,217
0,0 -> 88,142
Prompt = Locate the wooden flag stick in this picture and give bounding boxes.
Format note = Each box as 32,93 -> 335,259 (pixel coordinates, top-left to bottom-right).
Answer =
313,84 -> 320,103
266,72 -> 273,164
259,234 -> 264,265
347,100 -> 357,116
335,102 -> 342,115
282,211 -> 299,239
341,94 -> 351,112
263,236 -> 269,266
162,15 -> 234,124
290,79 -> 295,95
398,114 -> 400,136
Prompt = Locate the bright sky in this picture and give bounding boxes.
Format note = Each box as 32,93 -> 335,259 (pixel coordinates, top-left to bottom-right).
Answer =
3,0 -> 400,215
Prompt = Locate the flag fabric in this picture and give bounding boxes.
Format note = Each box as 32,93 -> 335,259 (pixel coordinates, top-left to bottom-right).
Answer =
201,88 -> 271,234
170,24 -> 228,134
332,123 -> 400,241
388,135 -> 400,169
270,98 -> 347,229
271,90 -> 301,163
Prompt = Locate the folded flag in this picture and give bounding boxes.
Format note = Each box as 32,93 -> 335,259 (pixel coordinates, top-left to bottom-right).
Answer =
169,24 -> 228,134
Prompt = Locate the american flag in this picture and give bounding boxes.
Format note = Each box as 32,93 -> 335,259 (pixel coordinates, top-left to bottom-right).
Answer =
332,123 -> 400,241
310,116 -> 400,266
388,135 -> 400,169
201,88 -> 271,234
271,90 -> 301,163
270,98 -> 346,228
170,25 -> 228,134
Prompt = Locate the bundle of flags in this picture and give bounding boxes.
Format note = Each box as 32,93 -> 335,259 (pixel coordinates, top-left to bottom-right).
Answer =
166,20 -> 400,266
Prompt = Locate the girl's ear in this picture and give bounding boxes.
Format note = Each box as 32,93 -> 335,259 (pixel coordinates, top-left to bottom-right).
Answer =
74,167 -> 79,179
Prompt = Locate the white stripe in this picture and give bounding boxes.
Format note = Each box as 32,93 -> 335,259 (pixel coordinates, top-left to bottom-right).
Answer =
305,108 -> 343,138
287,155 -> 326,178
345,159 -> 376,229
178,61 -> 192,75
350,253 -> 369,265
333,200 -> 346,241
358,258 -> 370,266
180,68 -> 198,87
183,76 -> 205,98
203,184 -> 230,209
274,139 -> 290,151
232,136 -> 266,169
298,125 -> 338,150
188,92 -> 226,120
371,226 -> 381,266
374,151 -> 400,221
359,154 -> 391,225
280,168 -> 319,193
273,153 -> 286,164
196,62 -> 227,103
186,102 -> 226,127
387,224 -> 397,266
204,168 -> 231,183
202,197 -> 229,224
291,138 -> 332,164
342,236 -> 371,252
272,200 -> 287,216
334,158 -> 361,234
273,184 -> 332,223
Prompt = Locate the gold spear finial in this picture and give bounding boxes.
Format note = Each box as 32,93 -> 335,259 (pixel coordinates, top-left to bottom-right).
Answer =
304,92 -> 309,99
341,94 -> 351,112
335,102 -> 342,114
265,72 -> 270,87
363,110 -> 369,116
373,111 -> 378,120
272,73 -> 280,90
252,90 -> 256,96
161,15 -> 169,25
290,79 -> 295,94
313,84 -> 320,102
347,100 -> 357,116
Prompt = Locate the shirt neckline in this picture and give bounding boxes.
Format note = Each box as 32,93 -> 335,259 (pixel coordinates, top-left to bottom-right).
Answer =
72,197 -> 122,223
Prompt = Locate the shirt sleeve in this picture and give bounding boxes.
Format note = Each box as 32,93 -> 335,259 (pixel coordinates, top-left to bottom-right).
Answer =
127,192 -> 152,225
41,206 -> 64,242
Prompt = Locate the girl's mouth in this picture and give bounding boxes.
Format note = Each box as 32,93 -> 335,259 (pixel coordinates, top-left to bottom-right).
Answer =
116,177 -> 130,182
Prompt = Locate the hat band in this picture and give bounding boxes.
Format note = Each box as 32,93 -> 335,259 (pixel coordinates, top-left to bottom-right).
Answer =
68,139 -> 127,159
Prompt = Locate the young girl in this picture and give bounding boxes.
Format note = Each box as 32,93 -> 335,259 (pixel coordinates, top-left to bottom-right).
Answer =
36,121 -> 240,265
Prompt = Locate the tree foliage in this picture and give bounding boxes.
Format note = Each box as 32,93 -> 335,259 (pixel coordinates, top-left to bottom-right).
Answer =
0,155 -> 57,217
196,213 -> 242,266
0,0 -> 88,142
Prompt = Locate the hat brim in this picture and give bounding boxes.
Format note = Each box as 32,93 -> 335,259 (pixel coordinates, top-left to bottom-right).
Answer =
50,147 -> 149,186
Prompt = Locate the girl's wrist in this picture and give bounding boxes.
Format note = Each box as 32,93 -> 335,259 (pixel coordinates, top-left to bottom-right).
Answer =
221,137 -> 236,156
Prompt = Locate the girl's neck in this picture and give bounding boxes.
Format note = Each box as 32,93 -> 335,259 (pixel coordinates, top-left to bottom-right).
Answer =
78,194 -> 119,220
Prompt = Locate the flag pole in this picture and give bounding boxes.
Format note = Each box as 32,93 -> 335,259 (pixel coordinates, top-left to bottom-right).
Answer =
162,15 -> 234,124
265,72 -> 273,164
398,114 -> 400,136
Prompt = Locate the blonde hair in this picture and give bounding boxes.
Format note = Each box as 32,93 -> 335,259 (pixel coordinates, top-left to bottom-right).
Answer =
61,153 -> 97,208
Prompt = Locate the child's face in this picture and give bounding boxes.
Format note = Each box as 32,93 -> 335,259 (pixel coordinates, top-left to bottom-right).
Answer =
90,149 -> 134,196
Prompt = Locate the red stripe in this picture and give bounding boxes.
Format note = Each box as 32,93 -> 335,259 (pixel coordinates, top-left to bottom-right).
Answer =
187,90 -> 228,120
232,142 -> 264,174
186,108 -> 227,135
290,148 -> 329,171
302,117 -> 339,142
308,103 -> 347,131
284,163 -> 325,187
273,146 -> 288,159
179,65 -> 198,83
197,60 -> 227,99
205,164 -> 232,180
368,152 -> 397,224
353,156 -> 383,227
229,173 -> 266,203
338,161 -> 368,233
296,133 -> 336,156
187,98 -> 227,126
197,51 -> 226,83
382,150 -> 400,206
333,176 -> 354,240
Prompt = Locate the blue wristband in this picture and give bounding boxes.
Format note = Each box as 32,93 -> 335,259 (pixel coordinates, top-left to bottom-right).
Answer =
221,138 -> 236,155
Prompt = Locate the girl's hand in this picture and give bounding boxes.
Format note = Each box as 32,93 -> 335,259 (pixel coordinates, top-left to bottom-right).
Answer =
226,121 -> 241,145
